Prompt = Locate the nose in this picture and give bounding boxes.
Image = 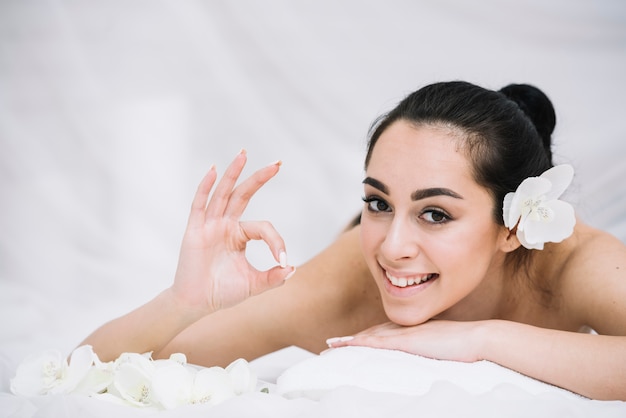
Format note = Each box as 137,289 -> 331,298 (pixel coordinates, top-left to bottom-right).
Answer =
380,216 -> 420,261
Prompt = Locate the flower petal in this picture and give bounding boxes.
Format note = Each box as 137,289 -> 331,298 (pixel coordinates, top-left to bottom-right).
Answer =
168,353 -> 187,365
10,350 -> 64,396
113,362 -> 155,407
541,164 -> 574,200
49,345 -> 97,395
508,177 -> 552,229
152,363 -> 193,409
68,345 -> 96,371
73,366 -> 113,396
115,352 -> 156,375
78,354 -> 116,395
503,192 -> 516,228
192,367 -> 235,406
516,176 -> 552,200
516,228 -> 544,250
225,358 -> 257,395
523,200 -> 576,246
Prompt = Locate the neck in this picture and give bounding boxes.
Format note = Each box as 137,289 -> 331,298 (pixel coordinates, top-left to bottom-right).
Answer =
436,254 -> 523,321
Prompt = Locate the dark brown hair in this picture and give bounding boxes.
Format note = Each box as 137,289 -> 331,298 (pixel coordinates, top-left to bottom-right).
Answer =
365,81 -> 555,225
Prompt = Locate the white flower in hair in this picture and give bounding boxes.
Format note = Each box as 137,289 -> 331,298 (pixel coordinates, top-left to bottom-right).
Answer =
503,164 -> 576,250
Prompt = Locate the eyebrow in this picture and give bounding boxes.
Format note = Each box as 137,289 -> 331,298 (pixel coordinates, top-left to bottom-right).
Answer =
362,177 -> 463,201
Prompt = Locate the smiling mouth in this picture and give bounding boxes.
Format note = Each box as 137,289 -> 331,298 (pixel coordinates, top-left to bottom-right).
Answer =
385,271 -> 439,288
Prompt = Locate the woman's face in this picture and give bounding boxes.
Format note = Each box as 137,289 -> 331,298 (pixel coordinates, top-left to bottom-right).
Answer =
360,121 -> 511,326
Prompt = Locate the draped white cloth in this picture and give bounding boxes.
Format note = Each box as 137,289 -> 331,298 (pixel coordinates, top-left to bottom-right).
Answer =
1,1 -> 625,416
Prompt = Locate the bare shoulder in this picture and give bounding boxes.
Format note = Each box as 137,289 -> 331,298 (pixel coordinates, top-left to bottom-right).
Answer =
271,225 -> 387,344
559,223 -> 626,335
159,226 -> 386,366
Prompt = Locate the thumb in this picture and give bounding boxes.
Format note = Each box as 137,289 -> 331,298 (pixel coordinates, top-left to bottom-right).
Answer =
250,265 -> 296,295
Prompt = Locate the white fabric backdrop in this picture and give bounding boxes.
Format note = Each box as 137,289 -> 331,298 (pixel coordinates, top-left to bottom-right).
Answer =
1,0 -> 625,404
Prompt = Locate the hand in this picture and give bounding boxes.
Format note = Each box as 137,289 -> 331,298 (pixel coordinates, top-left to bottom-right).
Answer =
326,320 -> 487,363
170,150 -> 295,313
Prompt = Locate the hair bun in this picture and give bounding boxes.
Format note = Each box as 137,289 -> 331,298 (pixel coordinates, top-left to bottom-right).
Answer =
500,84 -> 556,161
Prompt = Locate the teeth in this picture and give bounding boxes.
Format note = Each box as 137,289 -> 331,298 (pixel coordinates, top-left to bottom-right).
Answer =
385,271 -> 435,288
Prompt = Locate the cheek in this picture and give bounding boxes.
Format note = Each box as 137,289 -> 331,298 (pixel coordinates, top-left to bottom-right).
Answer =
440,223 -> 501,272
462,219 -> 502,251
359,218 -> 384,262
427,222 -> 500,270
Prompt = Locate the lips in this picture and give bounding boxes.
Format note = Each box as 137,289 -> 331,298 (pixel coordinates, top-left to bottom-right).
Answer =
385,270 -> 439,288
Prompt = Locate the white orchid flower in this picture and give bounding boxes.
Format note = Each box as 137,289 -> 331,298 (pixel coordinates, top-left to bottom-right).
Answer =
168,352 -> 187,365
72,349 -> 121,396
191,366 -> 236,405
503,164 -> 576,250
151,356 -> 255,409
110,352 -> 157,407
226,358 -> 258,395
151,361 -> 194,409
11,347 -> 257,410
10,345 -> 95,396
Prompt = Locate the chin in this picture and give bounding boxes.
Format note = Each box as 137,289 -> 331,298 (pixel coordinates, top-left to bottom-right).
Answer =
383,303 -> 432,327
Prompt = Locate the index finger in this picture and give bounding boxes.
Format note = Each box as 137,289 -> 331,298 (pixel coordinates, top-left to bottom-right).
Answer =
224,160 -> 282,219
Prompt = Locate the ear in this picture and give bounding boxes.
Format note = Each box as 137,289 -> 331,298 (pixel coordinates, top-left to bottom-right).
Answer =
498,226 -> 522,253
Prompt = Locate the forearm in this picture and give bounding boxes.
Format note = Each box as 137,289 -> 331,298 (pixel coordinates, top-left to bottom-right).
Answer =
80,155 -> 296,362
80,288 -> 212,362
480,320 -> 626,400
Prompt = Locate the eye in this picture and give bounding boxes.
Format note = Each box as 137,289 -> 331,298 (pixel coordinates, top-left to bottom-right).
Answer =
421,209 -> 451,224
362,196 -> 391,213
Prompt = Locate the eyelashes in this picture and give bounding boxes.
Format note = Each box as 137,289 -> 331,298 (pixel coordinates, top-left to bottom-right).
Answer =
362,195 -> 390,213
422,209 -> 452,223
362,195 -> 453,224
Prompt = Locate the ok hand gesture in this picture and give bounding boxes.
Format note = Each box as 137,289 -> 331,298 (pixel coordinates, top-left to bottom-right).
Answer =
171,150 -> 295,314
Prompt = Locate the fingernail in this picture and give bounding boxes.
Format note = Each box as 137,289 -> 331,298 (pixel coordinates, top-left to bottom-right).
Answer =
279,251 -> 287,268
325,336 -> 354,347
284,267 -> 296,281
268,159 -> 282,167
239,148 -> 247,155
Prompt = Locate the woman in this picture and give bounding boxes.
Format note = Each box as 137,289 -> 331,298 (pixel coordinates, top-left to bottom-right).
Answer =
82,81 -> 626,400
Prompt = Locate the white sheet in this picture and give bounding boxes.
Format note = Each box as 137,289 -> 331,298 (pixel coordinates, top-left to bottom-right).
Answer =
2,346 -> 626,417
276,346 -> 581,399
1,1 -> 625,417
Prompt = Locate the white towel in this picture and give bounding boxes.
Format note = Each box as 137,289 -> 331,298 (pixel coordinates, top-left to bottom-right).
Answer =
276,346 -> 580,400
